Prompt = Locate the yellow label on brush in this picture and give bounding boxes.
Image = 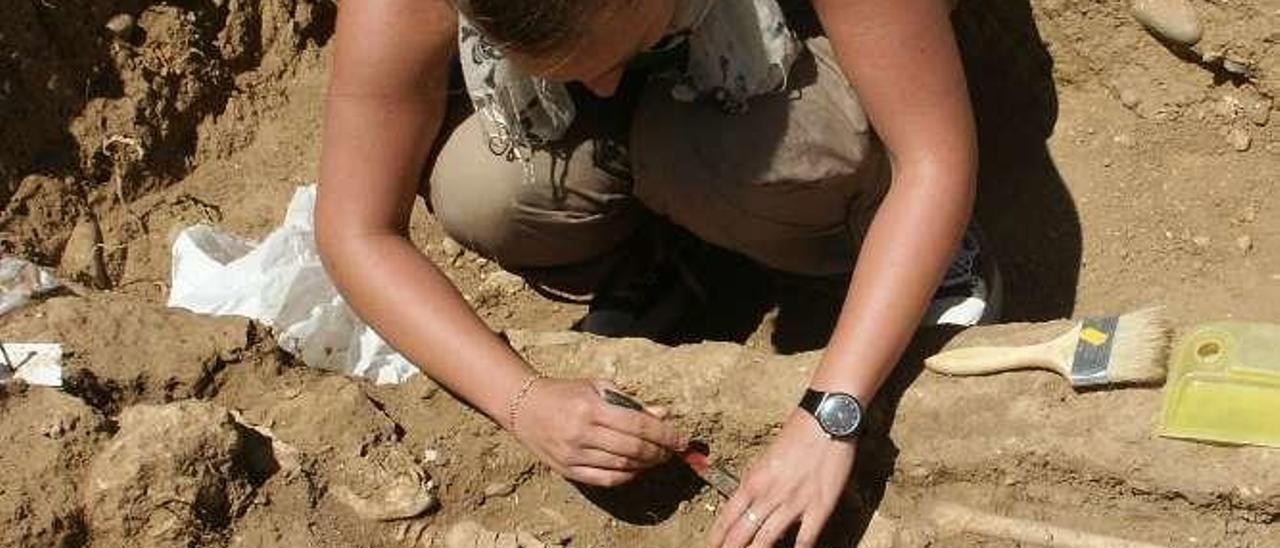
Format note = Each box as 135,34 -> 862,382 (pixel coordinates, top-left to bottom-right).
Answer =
1072,317 -> 1119,386
1080,327 -> 1110,346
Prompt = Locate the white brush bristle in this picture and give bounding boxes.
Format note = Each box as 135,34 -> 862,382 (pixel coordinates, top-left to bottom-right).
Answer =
1108,307 -> 1173,384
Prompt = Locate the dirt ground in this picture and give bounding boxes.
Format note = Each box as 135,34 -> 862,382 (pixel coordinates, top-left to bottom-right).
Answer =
1,0 -> 1278,546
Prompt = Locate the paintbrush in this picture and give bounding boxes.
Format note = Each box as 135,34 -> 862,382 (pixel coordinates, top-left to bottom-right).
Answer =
602,389 -> 740,498
925,307 -> 1172,387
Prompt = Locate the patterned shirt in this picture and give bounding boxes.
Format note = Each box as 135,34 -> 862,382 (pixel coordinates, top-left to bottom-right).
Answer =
457,0 -> 799,170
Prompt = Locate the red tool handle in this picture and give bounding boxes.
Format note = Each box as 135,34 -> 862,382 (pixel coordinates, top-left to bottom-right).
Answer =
601,389 -> 739,498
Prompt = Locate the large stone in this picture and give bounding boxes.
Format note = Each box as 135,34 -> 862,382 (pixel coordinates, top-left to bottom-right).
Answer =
238,375 -> 436,522
330,444 -> 437,521
83,401 -> 259,547
2,295 -> 251,410
0,387 -> 106,548
58,214 -> 109,288
1131,0 -> 1203,46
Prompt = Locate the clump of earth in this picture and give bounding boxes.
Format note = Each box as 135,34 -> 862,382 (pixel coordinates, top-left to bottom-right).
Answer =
1,0 -> 1277,546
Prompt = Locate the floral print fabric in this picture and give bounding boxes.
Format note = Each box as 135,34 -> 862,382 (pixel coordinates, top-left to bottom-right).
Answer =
457,0 -> 799,169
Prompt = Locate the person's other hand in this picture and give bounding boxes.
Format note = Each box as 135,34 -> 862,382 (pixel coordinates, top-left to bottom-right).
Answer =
705,411 -> 856,548
514,378 -> 687,486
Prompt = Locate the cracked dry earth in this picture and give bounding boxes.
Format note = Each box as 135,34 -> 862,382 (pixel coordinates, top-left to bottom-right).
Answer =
1,0 -> 1279,546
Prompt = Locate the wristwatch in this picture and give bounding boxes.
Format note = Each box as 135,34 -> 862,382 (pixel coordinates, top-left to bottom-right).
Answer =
799,389 -> 864,439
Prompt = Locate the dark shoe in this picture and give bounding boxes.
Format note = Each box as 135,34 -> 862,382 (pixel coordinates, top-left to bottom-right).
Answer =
574,226 -> 707,338
922,226 -> 1003,327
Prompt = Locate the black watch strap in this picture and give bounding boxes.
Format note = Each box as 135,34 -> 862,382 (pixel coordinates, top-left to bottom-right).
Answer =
798,388 -> 864,439
799,388 -> 825,416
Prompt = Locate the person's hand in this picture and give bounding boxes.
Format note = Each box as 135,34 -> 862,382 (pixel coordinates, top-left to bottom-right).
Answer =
705,411 -> 856,548
513,378 -> 687,487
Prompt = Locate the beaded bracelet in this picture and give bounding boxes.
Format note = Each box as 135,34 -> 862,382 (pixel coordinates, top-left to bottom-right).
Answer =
506,372 -> 547,433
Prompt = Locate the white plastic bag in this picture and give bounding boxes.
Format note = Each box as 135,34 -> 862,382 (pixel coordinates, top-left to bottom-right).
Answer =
0,257 -> 60,316
167,185 -> 417,385
0,343 -> 62,387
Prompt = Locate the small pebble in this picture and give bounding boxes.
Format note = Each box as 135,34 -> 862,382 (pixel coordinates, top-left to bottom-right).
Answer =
495,532 -> 519,548
1216,95 -> 1243,120
481,270 -> 525,296
105,13 -> 136,38
483,481 -> 516,499
445,521 -> 492,548
904,464 -> 932,481
1130,0 -> 1202,46
441,237 -> 464,259
552,528 -> 575,545
1192,235 -> 1211,249
1236,235 -> 1253,255
1118,87 -> 1141,109
1113,133 -> 1135,148
1245,96 -> 1272,127
516,530 -> 547,548
1239,206 -> 1259,224
1227,128 -> 1252,152
41,420 -> 67,439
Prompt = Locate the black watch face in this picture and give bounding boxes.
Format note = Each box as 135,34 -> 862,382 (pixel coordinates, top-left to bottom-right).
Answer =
816,393 -> 862,438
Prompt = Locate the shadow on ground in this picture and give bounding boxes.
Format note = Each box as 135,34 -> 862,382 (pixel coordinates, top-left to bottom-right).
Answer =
576,458 -> 706,525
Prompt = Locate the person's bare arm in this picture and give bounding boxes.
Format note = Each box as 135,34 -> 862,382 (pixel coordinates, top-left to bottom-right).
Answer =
317,0 -> 530,422
708,0 -> 976,546
316,0 -> 681,486
813,0 -> 977,406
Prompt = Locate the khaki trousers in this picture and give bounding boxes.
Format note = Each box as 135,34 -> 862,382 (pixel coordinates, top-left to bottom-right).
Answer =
429,37 -> 889,277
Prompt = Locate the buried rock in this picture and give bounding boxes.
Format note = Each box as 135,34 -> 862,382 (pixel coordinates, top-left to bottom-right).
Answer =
444,521 -> 498,548
58,214 -> 109,289
331,445 -> 438,521
235,375 -> 439,522
0,386 -> 107,548
83,401 -> 273,547
1130,0 -> 1202,46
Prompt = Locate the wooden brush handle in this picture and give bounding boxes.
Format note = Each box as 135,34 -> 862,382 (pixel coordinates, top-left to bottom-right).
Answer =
925,343 -> 1065,376
928,501 -> 1169,548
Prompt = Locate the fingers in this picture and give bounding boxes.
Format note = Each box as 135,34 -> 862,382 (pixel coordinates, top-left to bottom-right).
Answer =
644,404 -> 669,419
563,466 -> 635,487
529,380 -> 690,488
588,380 -> 684,450
720,500 -> 781,548
793,509 -> 822,548
582,426 -> 670,465
706,489 -> 751,548
747,506 -> 795,548
593,402 -> 685,451
569,447 -> 651,471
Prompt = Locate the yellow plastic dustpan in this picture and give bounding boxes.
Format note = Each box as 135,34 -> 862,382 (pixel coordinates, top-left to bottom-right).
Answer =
1159,321 -> 1280,448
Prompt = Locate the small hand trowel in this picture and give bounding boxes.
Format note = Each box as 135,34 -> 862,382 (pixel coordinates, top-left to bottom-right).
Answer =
1159,321 -> 1280,448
